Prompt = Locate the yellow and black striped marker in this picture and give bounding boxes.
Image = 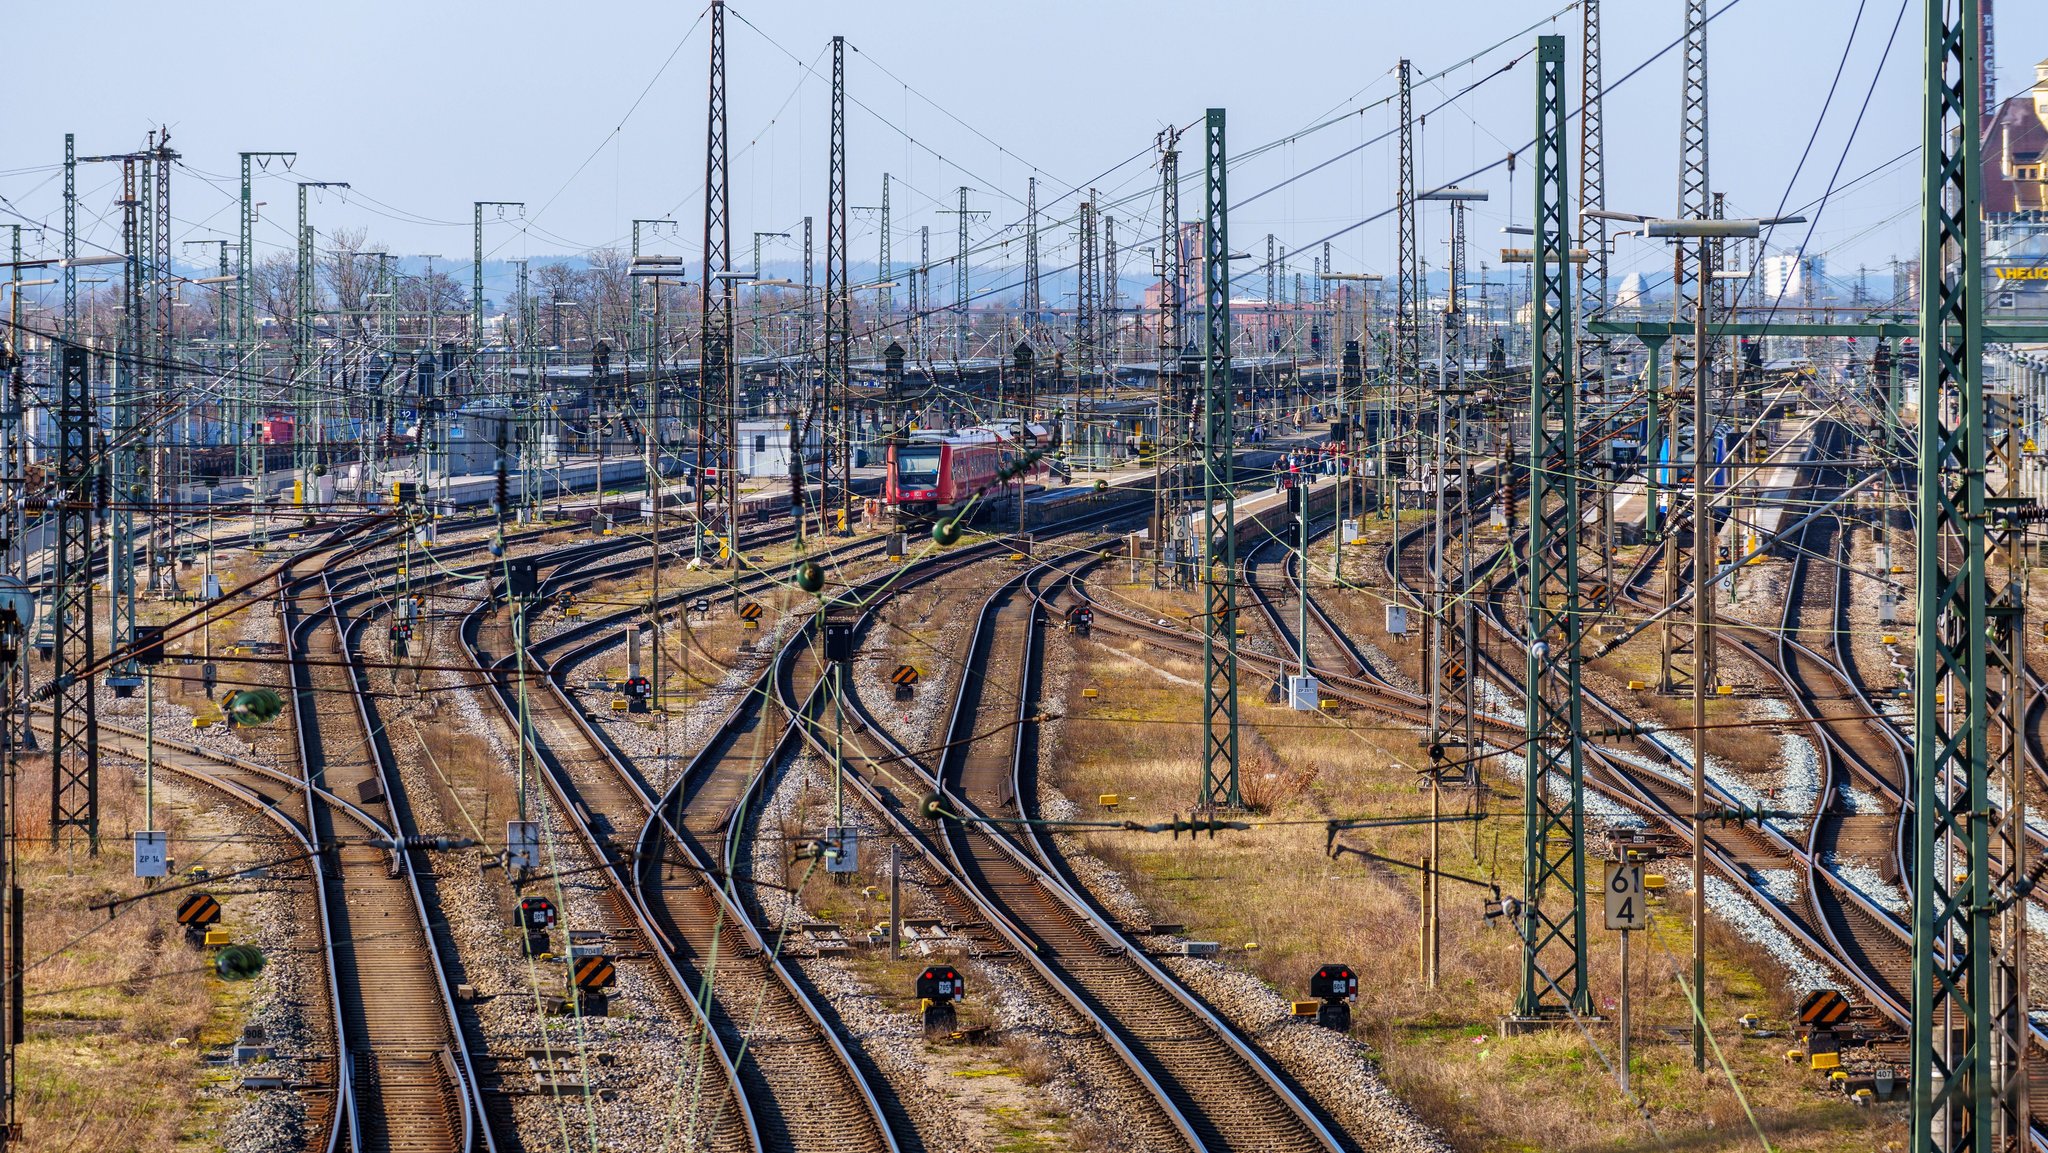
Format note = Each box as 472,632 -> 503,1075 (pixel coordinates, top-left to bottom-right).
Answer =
572,955 -> 616,991
1797,989 -> 1851,1028
737,602 -> 763,622
891,665 -> 921,686
177,893 -> 222,927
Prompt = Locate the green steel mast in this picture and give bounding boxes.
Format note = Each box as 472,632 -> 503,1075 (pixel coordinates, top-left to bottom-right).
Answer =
1911,0 -> 1993,1147
1512,34 -> 1591,1024
1198,107 -> 1240,813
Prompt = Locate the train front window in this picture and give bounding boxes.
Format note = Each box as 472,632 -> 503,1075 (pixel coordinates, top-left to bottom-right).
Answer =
896,448 -> 941,487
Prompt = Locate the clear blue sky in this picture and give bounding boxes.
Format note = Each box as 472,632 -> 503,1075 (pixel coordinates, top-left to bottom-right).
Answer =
5,1 -> 2044,306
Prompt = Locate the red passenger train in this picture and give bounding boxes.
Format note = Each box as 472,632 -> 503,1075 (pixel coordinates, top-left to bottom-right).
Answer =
885,425 -> 1049,519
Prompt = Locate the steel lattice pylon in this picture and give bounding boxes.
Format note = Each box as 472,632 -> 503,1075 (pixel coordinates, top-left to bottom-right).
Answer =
823,36 -> 851,529
1396,61 -> 1418,422
879,174 -> 893,324
1153,130 -> 1185,588
1577,0 -> 1607,337
952,186 -> 971,362
1198,108 -> 1240,814
1661,0 -> 1712,695
700,1 -> 736,542
110,159 -> 141,692
1513,34 -> 1590,1023
49,345 -> 99,849
1077,199 -> 1098,395
149,137 -> 177,598
1024,176 -> 1041,333
1912,2 -> 1993,1146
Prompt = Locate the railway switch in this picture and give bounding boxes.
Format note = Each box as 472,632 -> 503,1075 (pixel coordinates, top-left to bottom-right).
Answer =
916,966 -> 963,1036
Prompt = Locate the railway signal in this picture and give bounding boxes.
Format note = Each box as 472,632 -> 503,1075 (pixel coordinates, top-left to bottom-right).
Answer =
916,966 -> 962,1035
516,895 -> 557,957
1308,964 -> 1356,1031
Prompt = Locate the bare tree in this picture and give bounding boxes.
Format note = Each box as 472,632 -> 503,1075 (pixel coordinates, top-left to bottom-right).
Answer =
321,226 -> 374,336
532,261 -> 587,346
253,251 -> 297,335
395,269 -> 468,339
584,246 -> 631,346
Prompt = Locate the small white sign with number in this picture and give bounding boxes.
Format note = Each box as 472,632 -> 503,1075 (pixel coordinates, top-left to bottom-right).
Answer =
1604,861 -> 1649,930
506,821 -> 540,871
134,830 -> 169,878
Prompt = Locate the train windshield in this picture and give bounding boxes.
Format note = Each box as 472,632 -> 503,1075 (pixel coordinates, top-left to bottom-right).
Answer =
896,447 -> 942,487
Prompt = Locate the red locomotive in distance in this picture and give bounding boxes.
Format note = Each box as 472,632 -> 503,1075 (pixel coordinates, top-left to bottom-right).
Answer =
885,424 -> 1050,520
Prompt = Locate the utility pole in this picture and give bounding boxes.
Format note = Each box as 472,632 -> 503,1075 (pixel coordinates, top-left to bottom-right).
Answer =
1153,129 -> 1185,587
1395,61 -> 1419,520
824,34 -> 852,533
1661,0 -> 1711,702
295,181 -> 348,501
49,343 -> 98,850
1025,176 -> 1042,343
1266,234 -> 1278,356
474,200 -> 523,372
1511,35 -> 1591,1027
939,187 -> 983,363
956,186 -> 970,361
802,215 -> 815,380
1198,108 -> 1241,814
878,175 -> 892,326
630,217 -> 676,499
1578,0 -> 1608,361
1077,198 -> 1098,405
1421,189 -> 1486,989
63,134 -> 76,343
1912,1 -> 1996,1146
701,0 -> 735,552
239,152 -> 295,485
72,147 -> 150,702
1103,214 -> 1120,370
147,134 -> 177,598
751,230 -> 791,358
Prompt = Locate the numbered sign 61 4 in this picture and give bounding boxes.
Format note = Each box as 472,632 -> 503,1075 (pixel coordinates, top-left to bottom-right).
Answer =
1604,861 -> 1649,931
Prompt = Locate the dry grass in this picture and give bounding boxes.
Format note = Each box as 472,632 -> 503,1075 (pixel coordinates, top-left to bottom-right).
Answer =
1052,623 -> 1907,1152
16,751 -> 262,1152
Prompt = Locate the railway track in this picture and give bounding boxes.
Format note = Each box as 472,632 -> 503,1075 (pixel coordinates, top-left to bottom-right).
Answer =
278,528 -> 496,1153
464,534 -> 901,1153
920,553 -> 1351,1152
